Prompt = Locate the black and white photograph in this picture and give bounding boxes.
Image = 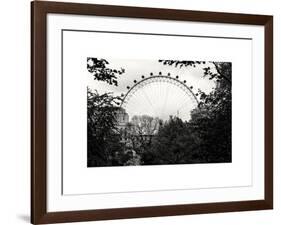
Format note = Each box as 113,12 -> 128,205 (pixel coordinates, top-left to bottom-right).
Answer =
29,2 -> 273,223
87,57 -> 232,167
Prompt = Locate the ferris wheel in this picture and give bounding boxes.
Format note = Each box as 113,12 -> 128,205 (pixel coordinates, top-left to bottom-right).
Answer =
120,72 -> 199,122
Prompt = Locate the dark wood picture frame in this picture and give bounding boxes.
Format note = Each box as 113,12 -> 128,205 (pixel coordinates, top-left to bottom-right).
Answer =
31,1 -> 273,224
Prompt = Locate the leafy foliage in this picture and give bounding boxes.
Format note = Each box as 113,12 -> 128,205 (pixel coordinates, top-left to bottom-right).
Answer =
158,59 -> 205,68
87,58 -> 125,167
87,57 -> 125,86
142,117 -> 201,165
87,58 -> 232,167
87,88 -> 125,166
147,60 -> 232,164
159,59 -> 231,84
190,83 -> 232,162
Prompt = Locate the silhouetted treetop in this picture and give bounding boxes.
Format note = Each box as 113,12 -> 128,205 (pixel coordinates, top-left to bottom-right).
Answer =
158,59 -> 231,84
87,57 -> 125,86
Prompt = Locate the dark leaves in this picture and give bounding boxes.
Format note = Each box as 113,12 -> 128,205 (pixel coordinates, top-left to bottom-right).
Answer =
158,59 -> 202,68
159,59 -> 232,85
87,57 -> 125,86
87,88 -> 125,167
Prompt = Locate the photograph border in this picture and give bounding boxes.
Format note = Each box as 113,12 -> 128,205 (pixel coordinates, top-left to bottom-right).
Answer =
31,1 -> 273,224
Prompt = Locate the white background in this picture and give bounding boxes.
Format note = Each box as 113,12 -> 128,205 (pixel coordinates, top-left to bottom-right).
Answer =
49,17 -> 261,211
48,18 -> 258,210
0,0 -> 279,224
61,20 -> 254,195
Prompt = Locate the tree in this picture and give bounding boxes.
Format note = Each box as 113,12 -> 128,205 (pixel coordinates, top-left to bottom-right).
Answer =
129,115 -> 161,135
158,59 -> 232,163
142,116 -> 201,165
158,60 -> 231,84
120,115 -> 162,165
87,58 -> 125,167
87,89 -> 124,166
87,57 -> 125,86
190,80 -> 232,162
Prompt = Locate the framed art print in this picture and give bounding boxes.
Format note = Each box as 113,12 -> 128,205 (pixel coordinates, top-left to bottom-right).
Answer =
31,1 -> 273,224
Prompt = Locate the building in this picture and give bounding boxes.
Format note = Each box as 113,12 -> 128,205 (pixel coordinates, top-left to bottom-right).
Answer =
115,107 -> 129,130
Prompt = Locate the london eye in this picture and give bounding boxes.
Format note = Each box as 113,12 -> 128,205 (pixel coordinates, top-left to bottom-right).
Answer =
120,72 -> 199,122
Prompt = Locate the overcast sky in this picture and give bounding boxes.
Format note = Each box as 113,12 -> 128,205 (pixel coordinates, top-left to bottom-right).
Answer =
87,58 -> 217,122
